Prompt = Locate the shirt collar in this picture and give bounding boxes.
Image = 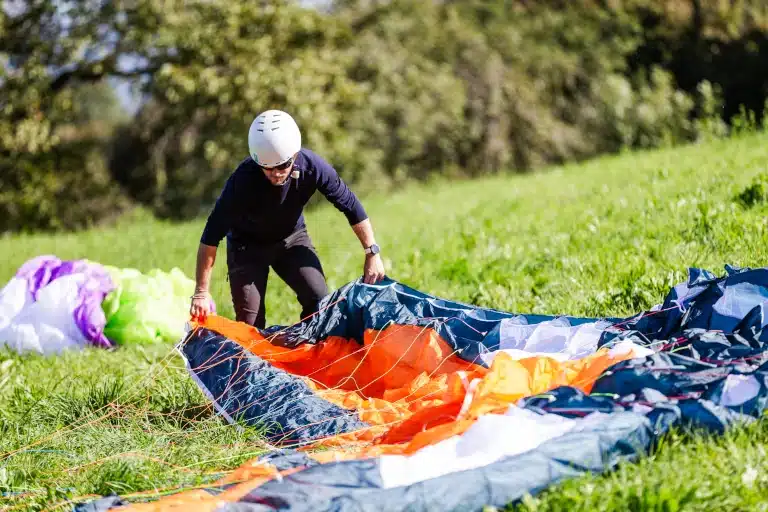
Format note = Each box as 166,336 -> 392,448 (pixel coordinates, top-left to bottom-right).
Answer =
292,149 -> 307,171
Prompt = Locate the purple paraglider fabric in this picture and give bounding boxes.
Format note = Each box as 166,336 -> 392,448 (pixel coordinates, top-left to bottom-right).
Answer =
13,255 -> 116,348
15,255 -> 76,299
73,265 -> 116,348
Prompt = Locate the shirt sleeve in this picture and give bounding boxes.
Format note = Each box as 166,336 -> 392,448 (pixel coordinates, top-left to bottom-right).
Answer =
200,174 -> 236,247
314,155 -> 368,225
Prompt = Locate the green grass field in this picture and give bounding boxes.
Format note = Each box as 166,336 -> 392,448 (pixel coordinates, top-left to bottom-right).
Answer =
3,131 -> 768,510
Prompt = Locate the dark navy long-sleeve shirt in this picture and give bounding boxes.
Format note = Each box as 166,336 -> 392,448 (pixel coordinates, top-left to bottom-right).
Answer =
200,148 -> 368,247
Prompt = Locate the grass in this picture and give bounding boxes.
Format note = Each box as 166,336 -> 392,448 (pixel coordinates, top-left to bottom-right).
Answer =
2,130 -> 768,509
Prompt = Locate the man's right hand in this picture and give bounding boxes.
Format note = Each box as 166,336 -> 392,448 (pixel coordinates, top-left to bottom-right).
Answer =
190,290 -> 213,321
191,243 -> 218,322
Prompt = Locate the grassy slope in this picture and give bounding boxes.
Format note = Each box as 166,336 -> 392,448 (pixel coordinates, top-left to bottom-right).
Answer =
2,132 -> 768,509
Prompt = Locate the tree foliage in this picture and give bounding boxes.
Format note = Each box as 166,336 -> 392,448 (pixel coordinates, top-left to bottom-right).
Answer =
2,0 -> 768,231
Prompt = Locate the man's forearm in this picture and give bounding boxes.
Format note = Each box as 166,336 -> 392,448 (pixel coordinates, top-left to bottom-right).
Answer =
351,218 -> 376,249
195,243 -> 218,293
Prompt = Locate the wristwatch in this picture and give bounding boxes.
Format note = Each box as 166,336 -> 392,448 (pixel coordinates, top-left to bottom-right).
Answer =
364,244 -> 380,255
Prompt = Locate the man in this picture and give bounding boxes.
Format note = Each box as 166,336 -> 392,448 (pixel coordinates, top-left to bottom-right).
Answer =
189,109 -> 385,328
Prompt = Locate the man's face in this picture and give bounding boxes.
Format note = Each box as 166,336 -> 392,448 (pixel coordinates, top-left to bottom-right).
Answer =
261,156 -> 296,186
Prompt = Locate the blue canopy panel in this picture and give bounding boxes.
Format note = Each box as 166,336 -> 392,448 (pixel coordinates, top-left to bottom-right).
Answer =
180,326 -> 370,445
261,277 -> 619,365
601,264 -> 768,344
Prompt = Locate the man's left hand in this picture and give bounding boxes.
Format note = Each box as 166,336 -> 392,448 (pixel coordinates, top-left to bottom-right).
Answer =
363,253 -> 385,284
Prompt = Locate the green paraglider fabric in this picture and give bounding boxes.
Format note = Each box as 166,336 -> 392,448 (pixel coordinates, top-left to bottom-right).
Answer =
101,266 -> 208,345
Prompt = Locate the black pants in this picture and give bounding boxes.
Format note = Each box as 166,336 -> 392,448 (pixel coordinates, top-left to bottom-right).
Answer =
226,229 -> 329,328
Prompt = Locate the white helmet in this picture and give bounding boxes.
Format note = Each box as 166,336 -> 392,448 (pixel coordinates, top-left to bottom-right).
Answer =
248,109 -> 302,167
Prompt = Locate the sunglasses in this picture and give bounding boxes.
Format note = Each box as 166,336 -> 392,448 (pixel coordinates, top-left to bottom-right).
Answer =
260,158 -> 294,172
